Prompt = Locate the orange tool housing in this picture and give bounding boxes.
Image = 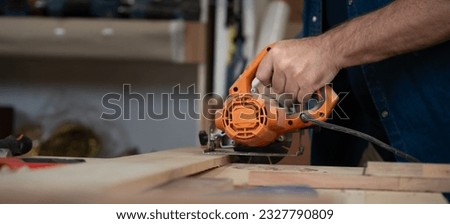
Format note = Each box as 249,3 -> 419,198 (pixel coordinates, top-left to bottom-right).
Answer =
215,45 -> 339,147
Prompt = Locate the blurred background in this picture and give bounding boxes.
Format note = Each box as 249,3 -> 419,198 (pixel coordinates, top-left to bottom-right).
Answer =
0,0 -> 302,158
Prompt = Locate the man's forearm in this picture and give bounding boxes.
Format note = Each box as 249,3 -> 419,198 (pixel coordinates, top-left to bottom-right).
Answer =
320,0 -> 450,69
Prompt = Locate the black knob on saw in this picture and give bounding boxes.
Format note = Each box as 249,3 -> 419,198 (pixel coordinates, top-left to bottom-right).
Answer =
0,134 -> 33,156
198,130 -> 208,146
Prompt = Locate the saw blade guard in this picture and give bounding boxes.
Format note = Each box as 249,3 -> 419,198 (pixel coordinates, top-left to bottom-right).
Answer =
215,44 -> 339,147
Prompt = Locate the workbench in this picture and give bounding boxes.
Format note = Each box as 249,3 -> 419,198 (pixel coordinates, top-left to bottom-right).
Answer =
0,147 -> 449,203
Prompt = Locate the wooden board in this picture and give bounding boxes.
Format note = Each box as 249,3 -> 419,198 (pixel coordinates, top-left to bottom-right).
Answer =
98,179 -> 334,203
106,170 -> 447,204
197,163 -> 364,186
247,162 -> 450,193
365,161 -> 450,179
198,163 -> 449,203
108,178 -> 446,203
0,147 -> 229,203
249,171 -> 450,192
200,163 -> 450,193
1,151 -> 448,203
315,189 -> 447,204
184,22 -> 206,63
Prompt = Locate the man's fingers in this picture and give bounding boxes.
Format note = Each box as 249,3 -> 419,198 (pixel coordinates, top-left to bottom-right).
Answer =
284,79 -> 299,102
255,53 -> 274,86
297,86 -> 315,106
271,67 -> 286,94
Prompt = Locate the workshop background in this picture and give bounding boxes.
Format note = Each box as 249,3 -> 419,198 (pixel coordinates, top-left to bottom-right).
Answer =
0,0 -> 302,158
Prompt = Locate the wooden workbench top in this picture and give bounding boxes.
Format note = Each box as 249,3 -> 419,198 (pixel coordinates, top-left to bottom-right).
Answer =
0,147 -> 448,203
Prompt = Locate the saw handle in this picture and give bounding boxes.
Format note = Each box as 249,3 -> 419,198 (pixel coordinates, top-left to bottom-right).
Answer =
229,45 -> 274,94
282,85 -> 338,131
230,44 -> 339,131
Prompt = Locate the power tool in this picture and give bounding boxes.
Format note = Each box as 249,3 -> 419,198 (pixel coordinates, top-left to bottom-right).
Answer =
199,45 -> 338,163
199,44 -> 420,164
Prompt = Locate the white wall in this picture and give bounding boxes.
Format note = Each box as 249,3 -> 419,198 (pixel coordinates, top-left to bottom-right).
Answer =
0,56 -> 200,157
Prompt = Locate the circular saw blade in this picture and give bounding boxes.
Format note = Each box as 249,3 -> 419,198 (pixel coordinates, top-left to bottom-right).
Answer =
233,131 -> 300,164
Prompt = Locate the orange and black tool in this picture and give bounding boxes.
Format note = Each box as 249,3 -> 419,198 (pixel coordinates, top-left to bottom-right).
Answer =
214,45 -> 339,148
203,45 -> 420,163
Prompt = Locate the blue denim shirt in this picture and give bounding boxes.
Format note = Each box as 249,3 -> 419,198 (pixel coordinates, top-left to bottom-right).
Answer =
303,0 -> 450,163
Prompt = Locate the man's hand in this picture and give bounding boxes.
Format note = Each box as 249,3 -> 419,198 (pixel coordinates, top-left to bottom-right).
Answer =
256,38 -> 340,103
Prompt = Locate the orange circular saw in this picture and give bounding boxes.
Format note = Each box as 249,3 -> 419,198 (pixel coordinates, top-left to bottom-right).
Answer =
201,45 -> 339,162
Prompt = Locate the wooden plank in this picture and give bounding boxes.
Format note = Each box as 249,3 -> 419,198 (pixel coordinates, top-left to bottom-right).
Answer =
249,171 -> 450,193
97,185 -> 334,203
123,177 -> 333,203
0,17 -> 205,63
97,192 -> 333,203
122,177 -> 446,204
184,22 -> 206,63
199,162 -> 450,202
134,175 -> 446,204
0,147 -> 229,203
196,165 -> 252,186
316,189 -> 447,204
197,163 -> 364,186
146,177 -> 234,196
366,162 -> 450,179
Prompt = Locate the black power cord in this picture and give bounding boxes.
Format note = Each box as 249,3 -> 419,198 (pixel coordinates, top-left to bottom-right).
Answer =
300,113 -> 420,163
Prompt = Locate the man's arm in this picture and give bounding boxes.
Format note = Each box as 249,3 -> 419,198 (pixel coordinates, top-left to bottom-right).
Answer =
256,0 -> 450,103
327,0 -> 450,67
